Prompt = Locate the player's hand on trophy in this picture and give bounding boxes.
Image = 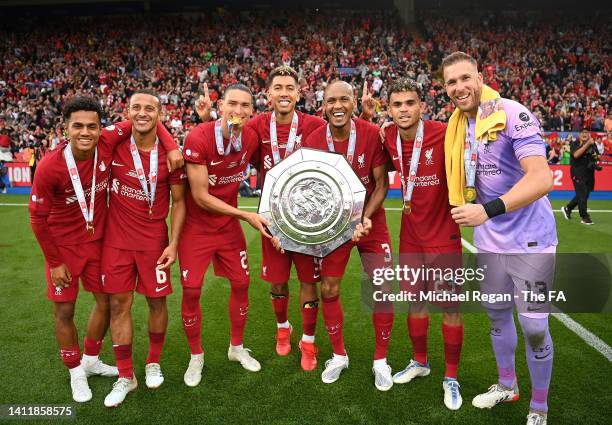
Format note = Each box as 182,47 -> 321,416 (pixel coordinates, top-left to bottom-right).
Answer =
451,203 -> 488,227
271,236 -> 285,254
50,264 -> 72,288
156,244 -> 177,270
352,216 -> 372,242
167,149 -> 184,171
196,82 -> 212,122
244,212 -> 272,239
360,81 -> 376,122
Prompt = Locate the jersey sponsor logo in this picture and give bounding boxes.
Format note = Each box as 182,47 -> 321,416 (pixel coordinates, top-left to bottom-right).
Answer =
519,112 -> 530,122
211,159 -> 223,166
413,173 -> 440,187
65,180 -> 108,204
111,178 -> 119,194
111,160 -> 124,167
477,164 -> 502,176
358,153 -> 365,168
263,154 -> 272,170
425,147 -> 434,165
514,112 -> 537,132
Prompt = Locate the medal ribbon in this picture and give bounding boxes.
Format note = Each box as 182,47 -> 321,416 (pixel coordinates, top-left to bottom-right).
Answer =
396,120 -> 424,206
270,111 -> 299,165
129,135 -> 158,214
215,118 -> 242,156
64,144 -> 97,232
325,119 -> 357,164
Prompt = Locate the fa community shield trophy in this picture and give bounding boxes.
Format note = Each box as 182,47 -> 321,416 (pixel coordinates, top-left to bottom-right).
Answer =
258,148 -> 366,258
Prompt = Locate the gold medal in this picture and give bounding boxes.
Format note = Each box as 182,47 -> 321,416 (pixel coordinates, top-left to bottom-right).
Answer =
229,116 -> 242,126
464,186 -> 477,203
86,223 -> 94,237
403,201 -> 412,215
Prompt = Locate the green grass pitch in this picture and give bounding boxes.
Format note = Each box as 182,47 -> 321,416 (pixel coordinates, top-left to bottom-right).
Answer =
0,194 -> 611,424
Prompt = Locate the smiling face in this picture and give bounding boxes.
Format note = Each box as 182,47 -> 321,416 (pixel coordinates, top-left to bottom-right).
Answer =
388,90 -> 423,130
443,60 -> 484,118
128,93 -> 160,135
324,81 -> 356,130
267,75 -> 300,115
65,110 -> 101,154
219,88 -> 253,128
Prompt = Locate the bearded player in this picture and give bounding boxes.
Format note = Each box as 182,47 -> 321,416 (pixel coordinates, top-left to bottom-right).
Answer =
245,66 -> 326,370
380,78 -> 464,409
29,96 -> 181,403
180,84 -> 276,387
101,90 -> 186,407
302,80 -> 394,390
443,52 -> 557,425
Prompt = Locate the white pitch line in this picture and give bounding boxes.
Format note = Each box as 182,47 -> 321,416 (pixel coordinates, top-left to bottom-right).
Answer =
461,237 -> 612,362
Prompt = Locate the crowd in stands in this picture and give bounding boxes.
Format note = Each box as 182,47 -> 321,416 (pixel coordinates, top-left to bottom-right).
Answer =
0,7 -> 610,163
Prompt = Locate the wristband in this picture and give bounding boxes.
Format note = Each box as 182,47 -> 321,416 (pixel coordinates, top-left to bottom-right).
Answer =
482,198 -> 506,219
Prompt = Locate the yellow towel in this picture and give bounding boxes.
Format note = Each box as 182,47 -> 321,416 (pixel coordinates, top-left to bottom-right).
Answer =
444,85 -> 506,206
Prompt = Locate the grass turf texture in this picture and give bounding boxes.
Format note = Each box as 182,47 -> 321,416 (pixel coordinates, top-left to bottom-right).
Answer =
0,195 -> 611,425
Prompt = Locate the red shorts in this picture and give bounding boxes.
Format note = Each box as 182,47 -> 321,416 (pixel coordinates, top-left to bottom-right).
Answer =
45,240 -> 103,302
321,221 -> 393,278
399,242 -> 463,308
260,236 -> 321,284
101,245 -> 172,298
178,226 -> 250,288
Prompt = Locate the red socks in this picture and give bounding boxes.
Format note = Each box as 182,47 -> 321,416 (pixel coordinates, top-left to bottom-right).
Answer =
113,344 -> 133,379
229,281 -> 249,346
322,295 -> 346,355
146,332 -> 166,364
60,346 -> 81,369
270,293 -> 289,324
83,337 -> 102,356
408,315 -> 429,364
301,300 -> 319,337
181,287 -> 203,355
442,322 -> 464,379
373,312 -> 394,360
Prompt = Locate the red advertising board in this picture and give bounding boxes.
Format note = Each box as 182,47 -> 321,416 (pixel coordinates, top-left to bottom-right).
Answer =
6,162 -> 31,187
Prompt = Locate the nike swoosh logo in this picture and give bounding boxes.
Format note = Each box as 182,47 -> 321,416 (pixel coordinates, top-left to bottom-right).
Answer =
111,161 -> 124,167
527,305 -> 544,312
155,285 -> 169,293
210,160 -> 223,166
534,352 -> 552,360
392,156 -> 399,160
262,140 -> 271,144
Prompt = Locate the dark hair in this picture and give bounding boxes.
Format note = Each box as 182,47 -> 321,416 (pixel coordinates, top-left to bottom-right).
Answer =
441,51 -> 479,75
130,89 -> 161,109
222,83 -> 253,102
62,96 -> 104,122
266,65 -> 299,88
388,78 -> 422,99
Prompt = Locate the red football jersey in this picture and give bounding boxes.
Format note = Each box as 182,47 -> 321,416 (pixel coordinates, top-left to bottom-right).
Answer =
383,121 -> 460,248
302,117 -> 389,222
29,121 -> 133,266
246,111 -> 325,183
104,140 -> 187,251
183,122 -> 259,234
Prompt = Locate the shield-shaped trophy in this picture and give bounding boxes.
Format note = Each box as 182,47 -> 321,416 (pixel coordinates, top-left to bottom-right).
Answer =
258,148 -> 366,257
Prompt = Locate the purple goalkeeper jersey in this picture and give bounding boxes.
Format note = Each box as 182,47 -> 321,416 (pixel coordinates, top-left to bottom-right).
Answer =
467,98 -> 558,253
